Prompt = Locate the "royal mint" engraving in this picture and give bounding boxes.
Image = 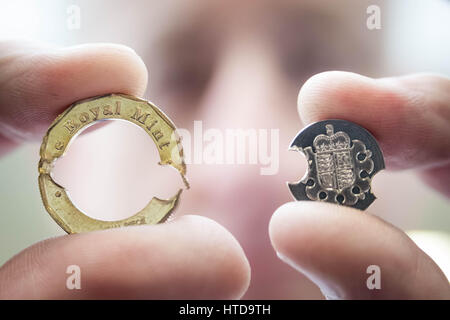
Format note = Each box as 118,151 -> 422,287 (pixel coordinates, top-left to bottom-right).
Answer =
130,107 -> 169,149
63,101 -> 121,134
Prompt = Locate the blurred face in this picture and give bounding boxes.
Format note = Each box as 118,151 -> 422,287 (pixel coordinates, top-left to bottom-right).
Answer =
55,0 -> 383,298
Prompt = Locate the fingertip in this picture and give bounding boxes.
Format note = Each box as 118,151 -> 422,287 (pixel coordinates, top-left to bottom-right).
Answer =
0,41 -> 149,140
269,201 -> 450,299
269,201 -> 362,298
0,214 -> 251,299
269,201 -> 352,252
296,71 -> 450,172
36,43 -> 148,106
296,70 -> 409,139
175,214 -> 251,299
93,214 -> 251,299
56,43 -> 149,96
297,71 -> 373,125
268,201 -> 298,253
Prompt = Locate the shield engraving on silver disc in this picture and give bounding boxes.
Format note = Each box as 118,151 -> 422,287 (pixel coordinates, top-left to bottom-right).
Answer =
288,119 -> 384,210
305,124 -> 374,205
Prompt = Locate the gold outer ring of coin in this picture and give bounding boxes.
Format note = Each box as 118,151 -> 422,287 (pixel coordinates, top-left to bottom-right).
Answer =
38,93 -> 189,234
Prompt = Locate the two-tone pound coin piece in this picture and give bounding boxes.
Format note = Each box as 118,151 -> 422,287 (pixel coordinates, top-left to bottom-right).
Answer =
288,119 -> 384,210
38,94 -> 189,234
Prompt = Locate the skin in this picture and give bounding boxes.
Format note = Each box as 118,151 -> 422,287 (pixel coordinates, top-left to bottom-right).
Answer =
0,1 -> 449,299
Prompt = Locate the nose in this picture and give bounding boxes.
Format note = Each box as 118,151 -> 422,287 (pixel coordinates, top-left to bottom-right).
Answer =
182,35 -> 302,222
200,36 -> 282,128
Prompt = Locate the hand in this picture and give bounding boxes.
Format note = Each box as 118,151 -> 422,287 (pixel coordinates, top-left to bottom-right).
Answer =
269,71 -> 450,299
0,40 -> 250,299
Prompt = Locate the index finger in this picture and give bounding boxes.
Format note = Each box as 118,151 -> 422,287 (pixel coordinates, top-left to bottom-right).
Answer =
297,71 -> 450,171
0,40 -> 148,154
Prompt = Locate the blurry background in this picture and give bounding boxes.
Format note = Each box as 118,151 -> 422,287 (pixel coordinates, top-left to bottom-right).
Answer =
0,0 -> 449,298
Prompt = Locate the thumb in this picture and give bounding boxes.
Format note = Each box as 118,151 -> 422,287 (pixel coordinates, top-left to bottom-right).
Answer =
269,202 -> 450,299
